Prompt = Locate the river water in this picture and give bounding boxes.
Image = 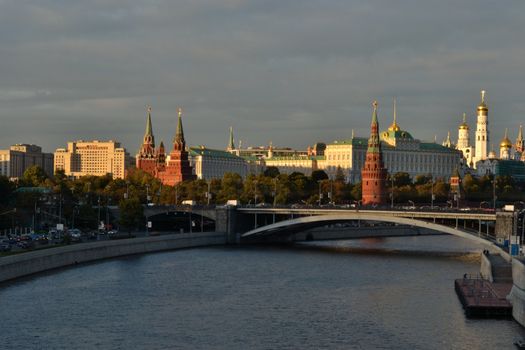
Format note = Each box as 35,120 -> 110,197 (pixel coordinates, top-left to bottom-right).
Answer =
1,235 -> 524,349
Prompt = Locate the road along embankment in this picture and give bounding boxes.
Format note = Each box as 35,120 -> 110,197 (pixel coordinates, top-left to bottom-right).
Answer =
0,232 -> 226,284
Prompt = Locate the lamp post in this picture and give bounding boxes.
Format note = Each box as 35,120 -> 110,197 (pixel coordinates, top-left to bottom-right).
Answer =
106,198 -> 110,232
206,181 -> 211,206
390,175 -> 394,209
318,181 -> 323,206
124,182 -> 130,200
328,177 -> 333,205
492,179 -> 497,210
146,184 -> 150,205
97,195 -> 101,231
254,180 -> 258,206
431,177 -> 435,210
272,178 -> 278,208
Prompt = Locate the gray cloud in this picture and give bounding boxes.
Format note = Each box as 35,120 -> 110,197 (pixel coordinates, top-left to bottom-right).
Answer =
0,0 -> 524,154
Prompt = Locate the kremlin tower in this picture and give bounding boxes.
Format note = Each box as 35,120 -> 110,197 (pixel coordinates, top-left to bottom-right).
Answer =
137,107 -> 195,186
361,101 -> 388,205
158,108 -> 196,186
136,107 -> 160,175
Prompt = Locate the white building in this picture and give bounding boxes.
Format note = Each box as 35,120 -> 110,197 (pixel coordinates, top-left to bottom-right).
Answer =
319,104 -> 462,182
0,144 -> 54,178
189,146 -> 247,180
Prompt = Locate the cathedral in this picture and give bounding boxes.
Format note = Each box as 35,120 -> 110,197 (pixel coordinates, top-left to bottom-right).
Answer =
454,90 -> 525,169
136,107 -> 196,186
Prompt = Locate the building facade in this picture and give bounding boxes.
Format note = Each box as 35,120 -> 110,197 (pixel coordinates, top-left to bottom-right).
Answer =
54,140 -> 130,179
189,146 -> 247,180
0,144 -> 54,178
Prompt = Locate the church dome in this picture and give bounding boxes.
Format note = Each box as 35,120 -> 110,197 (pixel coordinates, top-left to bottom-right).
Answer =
500,128 -> 512,148
459,122 -> 469,130
488,150 -> 496,159
477,90 -> 488,112
500,137 -> 512,148
388,122 -> 400,132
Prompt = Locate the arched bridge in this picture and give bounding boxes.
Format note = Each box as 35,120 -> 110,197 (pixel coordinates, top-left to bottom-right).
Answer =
236,208 -> 498,246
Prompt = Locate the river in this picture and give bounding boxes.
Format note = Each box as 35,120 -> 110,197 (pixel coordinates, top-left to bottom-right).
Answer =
1,235 -> 524,349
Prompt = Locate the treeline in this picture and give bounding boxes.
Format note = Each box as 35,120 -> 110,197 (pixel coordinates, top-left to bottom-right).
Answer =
1,165 -> 523,230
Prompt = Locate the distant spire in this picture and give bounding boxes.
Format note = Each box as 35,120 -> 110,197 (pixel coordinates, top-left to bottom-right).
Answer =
434,135 -> 437,143
174,107 -> 185,144
228,126 -> 235,150
371,100 -> 378,125
463,112 -> 467,124
481,90 -> 486,104
145,105 -> 153,137
518,125 -> 523,141
393,97 -> 397,125
351,129 -> 355,139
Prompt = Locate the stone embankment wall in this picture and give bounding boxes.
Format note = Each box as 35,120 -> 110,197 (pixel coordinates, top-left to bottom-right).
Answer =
0,232 -> 225,284
480,253 -> 494,282
510,258 -> 525,327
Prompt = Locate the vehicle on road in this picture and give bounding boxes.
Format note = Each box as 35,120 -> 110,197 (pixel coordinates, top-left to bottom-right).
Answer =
0,242 -> 11,252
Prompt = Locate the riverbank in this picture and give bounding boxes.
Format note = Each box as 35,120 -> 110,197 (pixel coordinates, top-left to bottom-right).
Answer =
0,232 -> 226,284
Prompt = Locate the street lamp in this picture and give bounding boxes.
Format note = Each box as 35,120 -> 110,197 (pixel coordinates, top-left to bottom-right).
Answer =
390,175 -> 394,209
272,178 -> 278,208
254,180 -> 258,206
318,181 -> 323,206
146,184 -> 150,206
431,177 -> 435,210
205,181 -> 211,205
492,179 -> 497,210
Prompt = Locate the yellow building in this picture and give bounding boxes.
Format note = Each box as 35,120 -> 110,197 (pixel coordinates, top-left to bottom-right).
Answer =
54,140 -> 131,179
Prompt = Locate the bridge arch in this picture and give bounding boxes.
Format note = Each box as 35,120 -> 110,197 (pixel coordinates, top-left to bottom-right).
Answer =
241,213 -> 494,247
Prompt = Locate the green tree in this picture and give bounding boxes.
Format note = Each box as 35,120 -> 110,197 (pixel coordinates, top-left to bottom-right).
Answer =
119,197 -> 144,230
22,165 -> 48,187
311,170 -> 328,183
263,166 -> 280,178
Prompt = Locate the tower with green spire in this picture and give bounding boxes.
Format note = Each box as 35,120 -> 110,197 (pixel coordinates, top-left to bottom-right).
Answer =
136,106 -> 161,175
227,126 -> 235,151
361,101 -> 388,205
159,107 -> 196,185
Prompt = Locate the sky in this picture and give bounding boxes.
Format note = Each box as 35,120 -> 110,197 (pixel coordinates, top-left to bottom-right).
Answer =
1,0 -> 524,154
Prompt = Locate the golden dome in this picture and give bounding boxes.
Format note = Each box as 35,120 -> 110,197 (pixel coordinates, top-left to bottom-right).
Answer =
500,138 -> 512,148
477,90 -> 488,111
500,128 -> 512,148
459,123 -> 469,130
388,122 -> 400,132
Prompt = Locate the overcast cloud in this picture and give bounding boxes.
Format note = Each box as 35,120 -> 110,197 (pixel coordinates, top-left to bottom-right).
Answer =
1,0 -> 524,154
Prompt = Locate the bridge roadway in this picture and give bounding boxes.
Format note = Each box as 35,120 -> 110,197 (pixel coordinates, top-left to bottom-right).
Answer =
237,207 -> 496,222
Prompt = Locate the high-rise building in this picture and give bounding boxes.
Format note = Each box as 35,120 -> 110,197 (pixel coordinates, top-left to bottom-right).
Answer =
361,101 -> 388,205
0,144 -> 54,178
54,140 -> 130,179
474,90 -> 489,163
